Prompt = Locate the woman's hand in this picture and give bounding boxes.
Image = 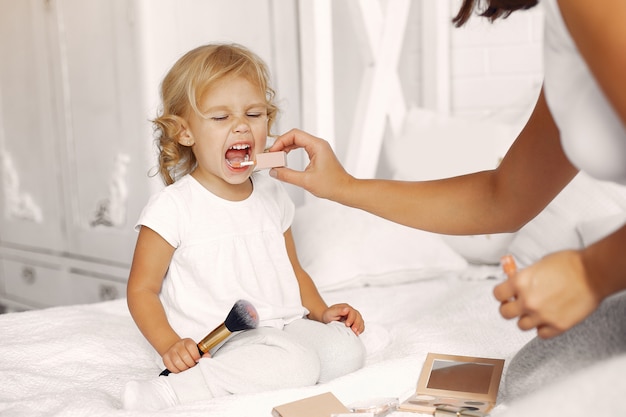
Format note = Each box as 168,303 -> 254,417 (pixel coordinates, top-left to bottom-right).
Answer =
321,303 -> 365,336
493,250 -> 600,339
269,129 -> 353,201
161,338 -> 208,373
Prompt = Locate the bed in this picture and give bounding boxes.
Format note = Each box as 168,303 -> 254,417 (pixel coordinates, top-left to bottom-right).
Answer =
0,215 -> 528,417
2,110 -> 626,417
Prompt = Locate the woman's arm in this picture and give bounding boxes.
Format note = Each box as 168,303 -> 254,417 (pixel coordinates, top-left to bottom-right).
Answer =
581,224 -> 626,301
127,226 -> 201,372
490,0 -> 626,339
273,89 -> 578,235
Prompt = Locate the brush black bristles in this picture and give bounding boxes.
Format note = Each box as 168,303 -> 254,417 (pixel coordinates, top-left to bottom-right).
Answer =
224,299 -> 259,332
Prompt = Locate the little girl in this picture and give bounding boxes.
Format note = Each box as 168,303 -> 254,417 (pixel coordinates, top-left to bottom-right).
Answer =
122,43 -> 365,410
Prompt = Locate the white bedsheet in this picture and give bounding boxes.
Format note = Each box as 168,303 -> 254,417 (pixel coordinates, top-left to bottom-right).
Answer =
0,268 -> 570,417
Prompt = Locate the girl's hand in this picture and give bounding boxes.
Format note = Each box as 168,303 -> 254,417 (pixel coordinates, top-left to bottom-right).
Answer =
322,303 -> 365,336
493,250 -> 600,338
161,338 -> 208,373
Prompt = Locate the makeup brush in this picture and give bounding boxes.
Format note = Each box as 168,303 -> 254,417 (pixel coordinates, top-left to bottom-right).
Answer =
159,299 -> 259,376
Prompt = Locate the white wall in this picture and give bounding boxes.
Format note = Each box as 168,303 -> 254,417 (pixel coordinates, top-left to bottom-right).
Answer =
306,0 -> 545,179
448,0 -> 544,123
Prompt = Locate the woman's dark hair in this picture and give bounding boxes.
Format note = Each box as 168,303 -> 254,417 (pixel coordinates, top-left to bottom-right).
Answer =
452,0 -> 539,27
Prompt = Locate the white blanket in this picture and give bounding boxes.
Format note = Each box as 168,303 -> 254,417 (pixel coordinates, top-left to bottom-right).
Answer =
1,268 -> 622,417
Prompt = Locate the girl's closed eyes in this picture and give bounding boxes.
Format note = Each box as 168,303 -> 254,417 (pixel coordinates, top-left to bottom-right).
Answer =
204,106 -> 268,123
208,113 -> 267,123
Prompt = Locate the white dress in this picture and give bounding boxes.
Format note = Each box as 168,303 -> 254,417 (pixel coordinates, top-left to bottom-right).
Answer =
543,0 -> 626,185
137,172 -> 306,343
133,173 -> 365,401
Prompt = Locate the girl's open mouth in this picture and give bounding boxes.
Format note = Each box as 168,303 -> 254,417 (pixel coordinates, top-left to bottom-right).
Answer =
225,144 -> 252,168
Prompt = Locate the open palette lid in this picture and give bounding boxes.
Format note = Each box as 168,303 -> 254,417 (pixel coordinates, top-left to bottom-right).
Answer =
399,353 -> 504,416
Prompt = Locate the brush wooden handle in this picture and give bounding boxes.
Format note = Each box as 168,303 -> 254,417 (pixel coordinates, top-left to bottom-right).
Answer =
197,324 -> 231,353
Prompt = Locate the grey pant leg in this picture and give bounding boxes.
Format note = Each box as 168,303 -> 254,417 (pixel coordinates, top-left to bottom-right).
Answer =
167,326 -> 321,403
503,290 -> 626,401
494,353 -> 626,417
283,319 -> 366,383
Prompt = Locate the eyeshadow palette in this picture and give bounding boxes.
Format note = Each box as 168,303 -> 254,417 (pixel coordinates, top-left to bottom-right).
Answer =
399,353 -> 504,416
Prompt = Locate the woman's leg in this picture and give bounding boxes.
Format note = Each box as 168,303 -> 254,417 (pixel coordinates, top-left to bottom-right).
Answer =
495,353 -> 626,417
503,290 -> 626,401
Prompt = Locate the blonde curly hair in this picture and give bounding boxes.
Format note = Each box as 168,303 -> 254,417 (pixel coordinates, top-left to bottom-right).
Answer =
152,43 -> 278,185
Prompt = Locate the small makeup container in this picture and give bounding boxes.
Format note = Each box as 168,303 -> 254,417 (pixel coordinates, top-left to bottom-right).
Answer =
342,397 -> 398,416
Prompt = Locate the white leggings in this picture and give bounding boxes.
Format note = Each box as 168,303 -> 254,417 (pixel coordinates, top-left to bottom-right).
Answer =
165,319 -> 365,404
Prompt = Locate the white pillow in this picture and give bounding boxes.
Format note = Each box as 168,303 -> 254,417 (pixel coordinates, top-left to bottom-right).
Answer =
384,106 -> 520,264
442,233 -> 517,265
384,107 -> 516,182
383,107 -> 626,267
291,199 -> 467,291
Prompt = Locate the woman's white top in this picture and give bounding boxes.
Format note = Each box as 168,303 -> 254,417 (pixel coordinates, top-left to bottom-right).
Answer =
543,0 -> 626,185
136,173 -> 307,343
